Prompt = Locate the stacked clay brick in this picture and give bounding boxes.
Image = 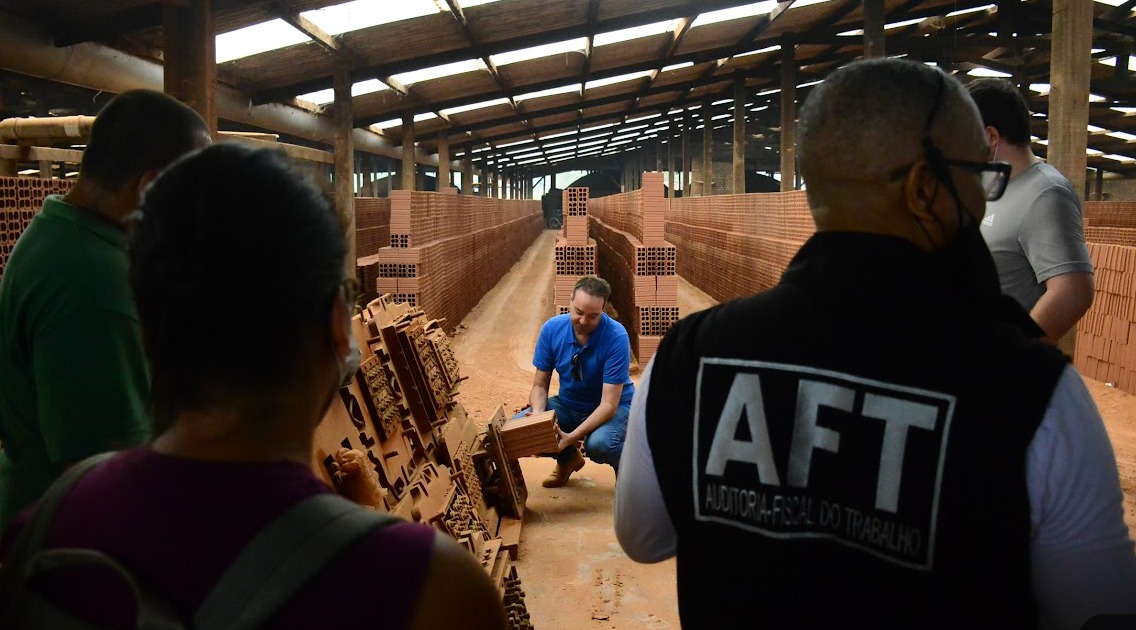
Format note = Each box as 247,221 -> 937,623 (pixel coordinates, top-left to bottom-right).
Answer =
0,177 -> 74,283
354,197 -> 392,296
370,190 -> 543,327
1075,201 -> 1136,394
588,173 -> 678,363
666,190 -> 814,303
554,187 -> 597,316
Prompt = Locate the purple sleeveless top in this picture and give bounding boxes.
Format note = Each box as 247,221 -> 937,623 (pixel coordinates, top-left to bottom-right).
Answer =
0,447 -> 436,629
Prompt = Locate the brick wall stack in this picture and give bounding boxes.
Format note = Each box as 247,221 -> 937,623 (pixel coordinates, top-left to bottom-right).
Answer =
588,172 -> 677,364
665,190 -> 814,303
369,190 -> 543,328
0,176 -> 74,282
554,187 -> 597,317
354,197 -> 392,296
1075,201 -> 1136,394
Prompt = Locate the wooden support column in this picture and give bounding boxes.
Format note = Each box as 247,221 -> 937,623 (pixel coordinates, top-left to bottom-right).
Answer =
656,138 -> 664,172
733,72 -> 746,194
1096,167 -> 1105,201
703,97 -> 713,196
163,0 -> 217,136
401,114 -> 415,192
359,155 -> 372,197
667,133 -> 675,199
863,0 -> 885,59
333,70 -> 355,274
1048,0 -> 1092,199
682,112 -> 691,196
462,159 -> 473,195
437,135 -> 450,191
1048,0 -> 1092,356
38,160 -> 52,179
0,159 -> 15,177
780,35 -> 797,192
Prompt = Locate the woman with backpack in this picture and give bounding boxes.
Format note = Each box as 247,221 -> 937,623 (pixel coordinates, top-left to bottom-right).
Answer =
0,143 -> 507,630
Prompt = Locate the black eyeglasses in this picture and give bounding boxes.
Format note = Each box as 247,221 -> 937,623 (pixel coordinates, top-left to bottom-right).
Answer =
920,71 -> 1012,202
940,159 -> 1011,201
571,353 -> 582,380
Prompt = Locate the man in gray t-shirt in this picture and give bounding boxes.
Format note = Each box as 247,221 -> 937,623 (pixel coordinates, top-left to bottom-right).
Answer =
969,79 -> 1094,345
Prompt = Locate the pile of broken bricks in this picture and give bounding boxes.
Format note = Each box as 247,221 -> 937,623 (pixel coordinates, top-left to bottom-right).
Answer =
313,293 -> 534,627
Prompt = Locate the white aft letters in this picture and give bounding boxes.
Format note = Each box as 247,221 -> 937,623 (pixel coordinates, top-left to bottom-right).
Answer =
705,372 -> 938,514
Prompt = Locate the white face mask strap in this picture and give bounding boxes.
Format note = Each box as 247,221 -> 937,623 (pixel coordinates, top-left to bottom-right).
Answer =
340,333 -> 361,387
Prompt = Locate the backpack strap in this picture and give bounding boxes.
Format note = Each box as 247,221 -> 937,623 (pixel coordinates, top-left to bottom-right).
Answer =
4,452 -> 118,565
193,493 -> 401,630
0,452 -> 185,630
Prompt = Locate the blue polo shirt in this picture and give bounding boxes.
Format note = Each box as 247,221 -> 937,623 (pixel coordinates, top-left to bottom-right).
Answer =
533,312 -> 635,414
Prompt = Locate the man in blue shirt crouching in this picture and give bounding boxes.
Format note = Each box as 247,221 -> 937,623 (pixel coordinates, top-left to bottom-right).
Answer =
517,275 -> 635,488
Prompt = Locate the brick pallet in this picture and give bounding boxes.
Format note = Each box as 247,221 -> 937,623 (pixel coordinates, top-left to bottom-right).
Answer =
666,190 -> 814,304
0,176 -> 74,282
588,173 -> 678,364
370,191 -> 543,329
553,187 -> 598,314
355,197 -> 391,259
1085,201 -> 1136,229
1075,241 -> 1136,394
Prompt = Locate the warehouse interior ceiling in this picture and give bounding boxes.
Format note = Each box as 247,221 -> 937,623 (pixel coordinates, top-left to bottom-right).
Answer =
1,0 -> 1135,175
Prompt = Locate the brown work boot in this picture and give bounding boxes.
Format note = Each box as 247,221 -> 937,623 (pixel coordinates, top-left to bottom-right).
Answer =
542,448 -> 586,488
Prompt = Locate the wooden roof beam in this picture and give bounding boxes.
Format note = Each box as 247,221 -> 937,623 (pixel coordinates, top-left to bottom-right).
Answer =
274,2 -> 344,55
275,2 -> 453,133
599,14 -> 697,154
252,0 -> 767,103
574,0 -> 602,158
436,0 -> 535,154
630,0 -> 795,155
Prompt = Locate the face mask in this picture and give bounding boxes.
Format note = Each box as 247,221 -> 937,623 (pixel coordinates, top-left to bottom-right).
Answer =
339,327 -> 362,388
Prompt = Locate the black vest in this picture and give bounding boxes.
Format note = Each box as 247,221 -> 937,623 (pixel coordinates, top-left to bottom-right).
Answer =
646,232 -> 1068,629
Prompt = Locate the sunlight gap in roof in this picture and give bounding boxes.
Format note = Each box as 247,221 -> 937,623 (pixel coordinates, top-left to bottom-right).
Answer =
626,113 -> 661,123
946,4 -> 996,18
441,97 -> 512,116
691,1 -> 778,29
1100,56 -> 1136,70
662,62 -> 695,73
586,70 -> 654,90
216,19 -> 309,63
492,38 -> 588,66
594,20 -> 678,47
735,45 -> 781,58
1108,131 -> 1136,142
301,0 -> 438,36
515,84 -> 581,101
390,59 -> 487,86
967,67 -> 1012,78
297,79 -> 389,105
370,119 -> 401,131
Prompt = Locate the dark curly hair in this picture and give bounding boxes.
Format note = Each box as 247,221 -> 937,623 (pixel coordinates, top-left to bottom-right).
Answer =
130,143 -> 346,428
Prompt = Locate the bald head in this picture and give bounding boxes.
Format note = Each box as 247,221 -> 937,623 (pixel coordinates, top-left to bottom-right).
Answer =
798,59 -> 985,212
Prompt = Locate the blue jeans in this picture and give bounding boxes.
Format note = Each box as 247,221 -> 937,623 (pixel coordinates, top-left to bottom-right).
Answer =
513,396 -> 629,470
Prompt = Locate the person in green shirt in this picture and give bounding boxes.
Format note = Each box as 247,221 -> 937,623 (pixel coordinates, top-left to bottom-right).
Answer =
0,90 -> 211,529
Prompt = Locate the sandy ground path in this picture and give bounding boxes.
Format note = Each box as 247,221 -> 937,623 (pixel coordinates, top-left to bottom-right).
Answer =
450,229 -> 717,630
449,229 -> 1136,628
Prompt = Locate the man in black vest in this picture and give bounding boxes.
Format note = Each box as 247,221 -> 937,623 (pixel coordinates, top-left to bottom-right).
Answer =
613,58 -> 1136,629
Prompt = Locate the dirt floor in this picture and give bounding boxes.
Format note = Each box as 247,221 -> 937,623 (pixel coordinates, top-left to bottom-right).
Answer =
449,228 -> 1136,630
